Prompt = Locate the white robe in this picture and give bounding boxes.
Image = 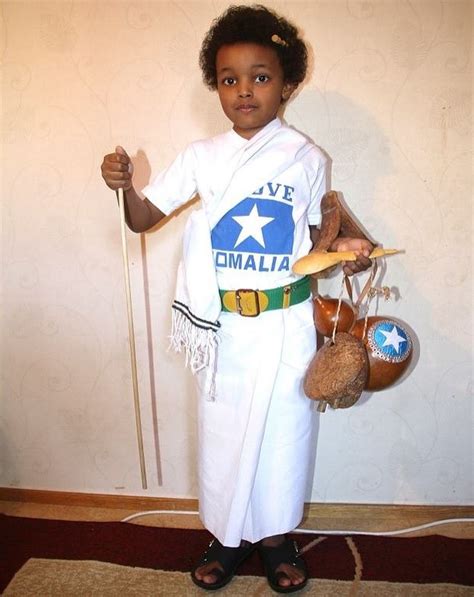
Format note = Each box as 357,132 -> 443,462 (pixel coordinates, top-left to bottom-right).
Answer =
143,118 -> 327,546
197,300 -> 317,546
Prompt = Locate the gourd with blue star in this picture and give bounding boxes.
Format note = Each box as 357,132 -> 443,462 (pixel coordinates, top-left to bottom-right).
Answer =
351,316 -> 413,391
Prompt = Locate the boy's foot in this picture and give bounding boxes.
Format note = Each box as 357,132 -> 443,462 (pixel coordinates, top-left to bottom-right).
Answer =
259,534 -> 308,593
191,538 -> 254,590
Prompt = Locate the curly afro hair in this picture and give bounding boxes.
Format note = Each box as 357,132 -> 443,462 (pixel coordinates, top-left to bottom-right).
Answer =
199,4 -> 308,90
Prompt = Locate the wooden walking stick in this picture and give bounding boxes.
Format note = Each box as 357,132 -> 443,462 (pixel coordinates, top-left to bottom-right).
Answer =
117,187 -> 147,490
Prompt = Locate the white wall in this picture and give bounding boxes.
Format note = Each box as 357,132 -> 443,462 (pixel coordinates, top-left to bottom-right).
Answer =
1,0 -> 472,505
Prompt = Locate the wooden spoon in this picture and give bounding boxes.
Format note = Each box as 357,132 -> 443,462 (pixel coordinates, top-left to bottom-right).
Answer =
293,247 -> 400,275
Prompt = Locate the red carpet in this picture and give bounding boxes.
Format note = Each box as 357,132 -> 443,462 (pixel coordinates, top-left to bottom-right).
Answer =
1,513 -> 473,592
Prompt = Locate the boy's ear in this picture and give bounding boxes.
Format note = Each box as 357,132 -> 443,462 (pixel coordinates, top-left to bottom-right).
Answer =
282,82 -> 297,102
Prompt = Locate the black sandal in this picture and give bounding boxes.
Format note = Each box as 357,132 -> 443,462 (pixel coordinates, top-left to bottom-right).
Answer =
258,537 -> 308,594
191,538 -> 255,591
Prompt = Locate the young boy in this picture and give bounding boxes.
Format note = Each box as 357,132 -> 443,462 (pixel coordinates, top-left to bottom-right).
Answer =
102,5 -> 371,593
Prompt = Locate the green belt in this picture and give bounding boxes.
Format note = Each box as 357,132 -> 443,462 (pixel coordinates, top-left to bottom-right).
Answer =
219,276 -> 311,317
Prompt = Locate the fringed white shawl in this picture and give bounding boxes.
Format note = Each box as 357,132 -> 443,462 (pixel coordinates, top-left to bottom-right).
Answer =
170,209 -> 221,397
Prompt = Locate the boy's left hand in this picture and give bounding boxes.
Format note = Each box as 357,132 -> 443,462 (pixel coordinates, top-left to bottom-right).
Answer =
330,237 -> 374,276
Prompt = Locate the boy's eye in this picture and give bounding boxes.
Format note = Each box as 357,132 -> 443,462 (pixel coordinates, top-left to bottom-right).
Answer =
223,77 -> 236,86
255,74 -> 269,83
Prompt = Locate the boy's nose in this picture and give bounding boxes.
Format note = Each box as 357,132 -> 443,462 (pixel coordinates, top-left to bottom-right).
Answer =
237,83 -> 252,97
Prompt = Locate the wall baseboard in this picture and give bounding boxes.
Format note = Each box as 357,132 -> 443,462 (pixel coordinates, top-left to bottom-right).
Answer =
1,487 -> 473,538
0,487 -> 198,511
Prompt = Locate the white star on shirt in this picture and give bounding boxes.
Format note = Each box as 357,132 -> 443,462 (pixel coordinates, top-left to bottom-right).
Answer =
232,204 -> 274,248
380,325 -> 407,353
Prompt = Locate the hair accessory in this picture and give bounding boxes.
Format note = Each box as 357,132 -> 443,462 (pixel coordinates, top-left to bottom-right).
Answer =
271,34 -> 288,47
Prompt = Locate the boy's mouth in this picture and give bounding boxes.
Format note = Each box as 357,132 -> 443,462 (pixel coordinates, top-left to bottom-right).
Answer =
236,104 -> 257,113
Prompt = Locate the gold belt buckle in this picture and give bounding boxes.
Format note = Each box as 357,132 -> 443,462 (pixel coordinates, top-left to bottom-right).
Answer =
221,289 -> 270,316
236,289 -> 260,317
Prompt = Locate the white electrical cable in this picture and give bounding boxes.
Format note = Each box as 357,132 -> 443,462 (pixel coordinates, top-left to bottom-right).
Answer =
120,510 -> 473,537
121,510 -> 198,523
292,518 -> 473,537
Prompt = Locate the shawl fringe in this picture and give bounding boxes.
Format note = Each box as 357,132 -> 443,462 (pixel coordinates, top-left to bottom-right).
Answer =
170,301 -> 220,399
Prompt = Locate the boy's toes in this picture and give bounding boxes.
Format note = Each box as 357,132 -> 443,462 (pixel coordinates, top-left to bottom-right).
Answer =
276,563 -> 305,587
194,562 -> 222,584
259,537 -> 308,593
191,539 -> 255,590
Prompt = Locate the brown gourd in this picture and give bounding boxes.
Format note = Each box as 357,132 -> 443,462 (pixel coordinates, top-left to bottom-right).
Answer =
313,295 -> 356,337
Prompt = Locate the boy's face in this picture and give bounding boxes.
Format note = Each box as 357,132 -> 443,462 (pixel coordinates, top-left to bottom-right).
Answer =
216,42 -> 294,140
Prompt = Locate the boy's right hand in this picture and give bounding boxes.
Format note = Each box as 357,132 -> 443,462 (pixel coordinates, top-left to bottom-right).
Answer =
101,146 -> 134,191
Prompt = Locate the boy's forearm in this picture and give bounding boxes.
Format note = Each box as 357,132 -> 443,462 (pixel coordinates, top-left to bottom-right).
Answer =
120,186 -> 165,232
309,225 -> 320,247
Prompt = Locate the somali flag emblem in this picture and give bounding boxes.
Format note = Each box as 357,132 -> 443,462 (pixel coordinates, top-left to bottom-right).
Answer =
367,320 -> 412,363
211,198 -> 294,255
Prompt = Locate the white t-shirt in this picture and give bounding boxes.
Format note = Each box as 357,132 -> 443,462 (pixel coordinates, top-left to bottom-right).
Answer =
143,118 -> 327,290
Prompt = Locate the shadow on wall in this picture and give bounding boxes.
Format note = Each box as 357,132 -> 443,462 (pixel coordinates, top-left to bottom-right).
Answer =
291,90 -> 471,504
130,149 -> 152,194
125,85 -> 467,502
129,84 -> 399,497
288,88 -> 393,217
